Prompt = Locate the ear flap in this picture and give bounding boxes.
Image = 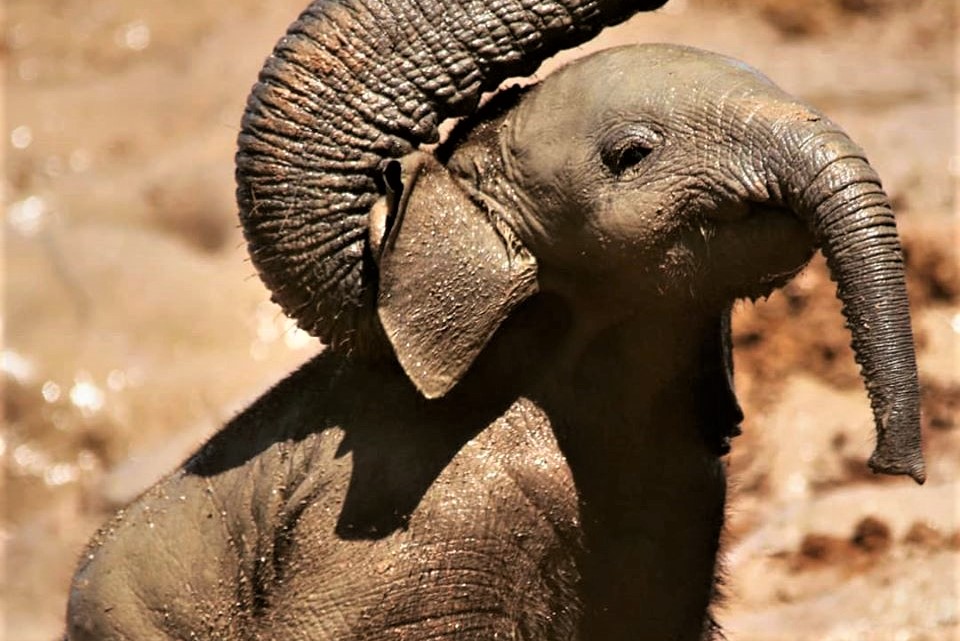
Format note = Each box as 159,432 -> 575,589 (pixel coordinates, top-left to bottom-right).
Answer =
375,152 -> 538,399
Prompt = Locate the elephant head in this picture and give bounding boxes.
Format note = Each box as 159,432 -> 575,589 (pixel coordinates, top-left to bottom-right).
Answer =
236,4 -> 923,483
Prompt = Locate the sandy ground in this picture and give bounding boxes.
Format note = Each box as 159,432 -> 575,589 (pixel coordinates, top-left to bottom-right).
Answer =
3,1 -> 957,639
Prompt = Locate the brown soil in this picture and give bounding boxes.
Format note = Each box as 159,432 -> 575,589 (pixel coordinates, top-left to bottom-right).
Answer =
4,1 -> 957,640
785,515 -> 893,573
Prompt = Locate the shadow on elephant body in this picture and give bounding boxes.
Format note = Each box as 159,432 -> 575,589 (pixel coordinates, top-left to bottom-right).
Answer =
182,295 -> 570,541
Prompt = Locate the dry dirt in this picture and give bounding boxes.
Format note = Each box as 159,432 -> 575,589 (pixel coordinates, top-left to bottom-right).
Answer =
3,1 -> 957,639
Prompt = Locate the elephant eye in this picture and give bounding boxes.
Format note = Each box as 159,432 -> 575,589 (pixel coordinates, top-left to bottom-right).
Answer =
600,127 -> 660,177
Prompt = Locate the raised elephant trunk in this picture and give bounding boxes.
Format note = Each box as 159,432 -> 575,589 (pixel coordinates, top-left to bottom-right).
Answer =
236,0 -> 666,350
779,127 -> 925,483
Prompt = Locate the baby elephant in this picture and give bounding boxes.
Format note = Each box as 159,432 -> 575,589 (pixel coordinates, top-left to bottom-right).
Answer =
66,1 -> 923,640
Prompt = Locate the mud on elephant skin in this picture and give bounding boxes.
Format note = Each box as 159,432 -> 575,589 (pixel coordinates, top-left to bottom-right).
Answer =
66,1 -> 924,640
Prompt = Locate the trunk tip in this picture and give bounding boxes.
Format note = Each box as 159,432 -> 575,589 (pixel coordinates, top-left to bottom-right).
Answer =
868,449 -> 926,485
868,401 -> 925,484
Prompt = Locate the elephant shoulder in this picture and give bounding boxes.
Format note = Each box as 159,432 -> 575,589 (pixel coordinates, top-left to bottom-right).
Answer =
412,396 -> 580,544
489,397 -> 579,530
345,397 -> 583,640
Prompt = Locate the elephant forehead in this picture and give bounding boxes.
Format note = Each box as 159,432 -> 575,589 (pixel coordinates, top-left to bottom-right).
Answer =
575,43 -> 778,96
511,44 -> 782,142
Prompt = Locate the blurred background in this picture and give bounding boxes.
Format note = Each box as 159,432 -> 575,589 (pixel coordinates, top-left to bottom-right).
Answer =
3,0 -> 957,639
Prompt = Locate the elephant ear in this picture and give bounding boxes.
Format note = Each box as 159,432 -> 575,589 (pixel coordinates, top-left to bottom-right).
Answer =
375,152 -> 538,399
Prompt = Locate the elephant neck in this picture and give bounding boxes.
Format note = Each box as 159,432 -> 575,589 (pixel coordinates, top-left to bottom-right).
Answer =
542,299 -> 729,499
533,300 -> 728,639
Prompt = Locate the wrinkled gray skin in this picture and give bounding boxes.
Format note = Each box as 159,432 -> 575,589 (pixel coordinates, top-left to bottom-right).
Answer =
66,1 -> 925,640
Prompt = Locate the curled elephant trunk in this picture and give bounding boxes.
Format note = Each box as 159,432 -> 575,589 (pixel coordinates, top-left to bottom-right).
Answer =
781,128 -> 925,483
235,0 -> 666,350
